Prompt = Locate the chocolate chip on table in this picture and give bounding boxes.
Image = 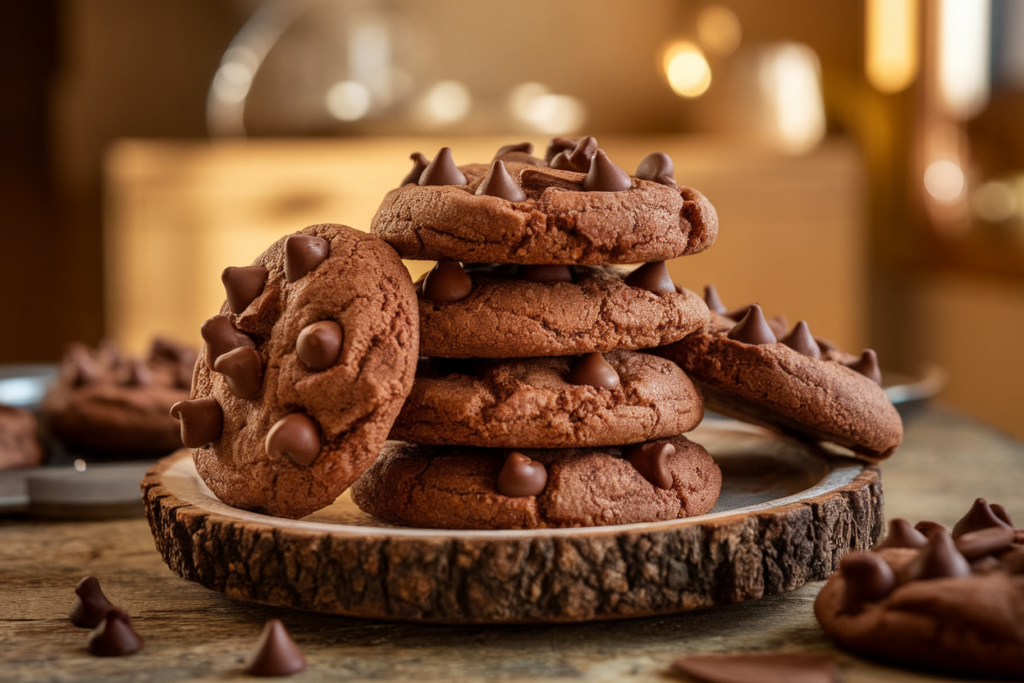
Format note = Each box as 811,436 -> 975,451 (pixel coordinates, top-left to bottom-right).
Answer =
296,321 -> 343,371
519,265 -> 572,283
496,452 -> 548,497
222,265 -> 269,314
952,498 -> 1014,538
213,347 -> 264,399
703,284 -> 728,315
847,349 -> 882,385
567,352 -> 620,390
69,576 -> 115,628
838,551 -> 896,612
727,304 -> 778,345
245,619 -> 307,676
266,414 -> 321,467
201,315 -> 256,368
635,152 -> 678,187
419,147 -> 467,186
582,149 -> 633,192
284,234 -> 330,283
87,609 -> 144,657
475,160 -> 527,202
422,261 -> 473,303
400,152 -> 430,186
624,261 -> 675,295
626,442 -> 675,490
170,398 -> 223,448
906,531 -> 972,581
780,320 -> 822,360
874,518 -> 928,550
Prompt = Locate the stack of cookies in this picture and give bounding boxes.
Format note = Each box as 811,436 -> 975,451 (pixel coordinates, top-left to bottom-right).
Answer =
351,138 -> 724,529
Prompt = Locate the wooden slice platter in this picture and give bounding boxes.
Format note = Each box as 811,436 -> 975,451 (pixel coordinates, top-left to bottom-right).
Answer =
143,421 -> 882,624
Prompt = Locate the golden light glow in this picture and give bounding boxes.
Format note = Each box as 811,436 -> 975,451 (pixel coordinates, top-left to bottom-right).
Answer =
663,42 -> 712,98
924,159 -> 965,204
938,0 -> 991,119
865,0 -> 919,93
698,6 -> 742,57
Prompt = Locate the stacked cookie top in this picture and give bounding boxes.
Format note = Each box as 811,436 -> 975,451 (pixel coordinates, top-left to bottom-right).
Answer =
354,139 -> 723,529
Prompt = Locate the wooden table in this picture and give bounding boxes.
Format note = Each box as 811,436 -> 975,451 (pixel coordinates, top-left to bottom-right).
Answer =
2,406 -> 1020,682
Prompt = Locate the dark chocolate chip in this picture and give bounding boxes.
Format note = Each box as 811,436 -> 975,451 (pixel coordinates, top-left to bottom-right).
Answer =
874,518 -> 928,550
400,152 -> 430,186
284,234 -> 330,283
222,265 -> 269,314
544,136 -> 578,163
419,147 -> 467,186
780,321 -> 822,359
914,520 -> 949,538
992,503 -> 1014,527
200,314 -> 255,369
906,531 -> 972,581
624,261 -> 675,295
296,321 -> 343,371
245,619 -> 307,676
727,304 -> 778,345
952,498 -> 1014,538
422,261 -> 473,303
170,398 -> 223,448
475,160 -> 527,202
119,359 -> 153,388
266,414 -> 321,467
848,349 -> 882,385
70,576 -> 115,628
971,555 -> 1003,573
564,136 -> 598,172
626,441 -> 675,490
724,304 -> 753,321
672,653 -> 838,683
547,150 -> 574,170
520,265 -> 572,283
67,345 -> 103,386
567,352 -> 620,389
955,526 -> 1016,560
213,347 -> 263,399
87,609 -> 143,657
839,551 -> 896,612
496,452 -> 548,497
583,149 -> 632,192
704,284 -> 727,315
495,142 -> 533,158
635,152 -> 677,187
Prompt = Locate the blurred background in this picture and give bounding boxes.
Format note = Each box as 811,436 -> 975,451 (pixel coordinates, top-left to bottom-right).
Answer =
3,0 -> 1024,438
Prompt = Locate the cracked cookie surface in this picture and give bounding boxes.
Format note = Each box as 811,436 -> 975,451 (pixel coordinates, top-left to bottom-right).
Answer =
351,436 -> 721,529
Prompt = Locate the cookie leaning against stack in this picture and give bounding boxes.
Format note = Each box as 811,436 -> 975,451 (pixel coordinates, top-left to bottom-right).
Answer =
353,138 -> 723,529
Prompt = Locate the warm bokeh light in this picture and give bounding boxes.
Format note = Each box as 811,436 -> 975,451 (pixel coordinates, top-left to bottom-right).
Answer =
973,181 -> 1019,222
924,159 -> 965,204
507,82 -> 586,134
865,0 -> 919,93
938,0 -> 991,119
758,43 -> 826,155
325,80 -> 372,121
662,42 -> 712,98
418,80 -> 472,124
697,6 -> 742,57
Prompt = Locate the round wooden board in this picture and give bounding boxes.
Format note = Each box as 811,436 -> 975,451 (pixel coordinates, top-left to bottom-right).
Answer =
143,421 -> 882,624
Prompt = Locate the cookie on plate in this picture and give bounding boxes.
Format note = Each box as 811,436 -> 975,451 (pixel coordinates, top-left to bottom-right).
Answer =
351,435 -> 721,529
173,224 -> 418,519
391,350 -> 703,449
815,499 -> 1024,679
0,405 -> 43,471
371,140 -> 718,265
415,262 -> 709,358
658,286 -> 902,461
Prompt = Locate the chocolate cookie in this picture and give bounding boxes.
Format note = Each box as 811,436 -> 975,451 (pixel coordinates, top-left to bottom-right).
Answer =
815,500 -> 1024,679
371,141 -> 718,265
41,339 -> 195,457
416,262 -> 709,358
176,224 -> 419,519
0,405 -> 43,470
391,350 -> 703,449
351,436 -> 721,529
658,288 -> 902,461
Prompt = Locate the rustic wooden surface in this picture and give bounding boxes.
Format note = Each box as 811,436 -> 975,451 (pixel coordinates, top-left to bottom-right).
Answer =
2,407 -> 1023,682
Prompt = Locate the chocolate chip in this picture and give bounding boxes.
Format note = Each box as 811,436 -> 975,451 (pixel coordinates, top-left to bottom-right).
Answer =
780,321 -> 822,359
266,414 -> 321,467
87,609 -> 143,657
400,152 -> 430,186
626,441 -> 675,490
727,304 -> 778,345
118,359 -> 153,388
201,315 -> 256,369
520,265 -> 572,283
955,526 -> 1016,560
148,337 -> 195,366
704,284 -> 727,315
847,349 -> 882,385
952,498 -> 1014,538
422,261 -> 473,303
550,136 -> 598,172
914,520 -> 949,538
213,347 -> 263,399
724,304 -> 753,321
419,147 -> 467,186
839,551 -> 896,612
635,152 -> 677,187
245,619 -> 307,676
971,555 -> 1003,573
296,320 -> 343,371
170,398 -> 223,448
567,352 -> 620,389
69,576 -> 115,628
475,160 -> 527,202
67,345 -> 103,386
495,142 -> 533,158
906,531 -> 972,581
544,136 -> 578,163
624,261 -> 675,295
222,265 -> 269,314
496,452 -> 548,497
672,653 -> 838,683
582,149 -> 632,192
992,503 -> 1014,527
284,234 -> 330,283
874,518 -> 928,550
